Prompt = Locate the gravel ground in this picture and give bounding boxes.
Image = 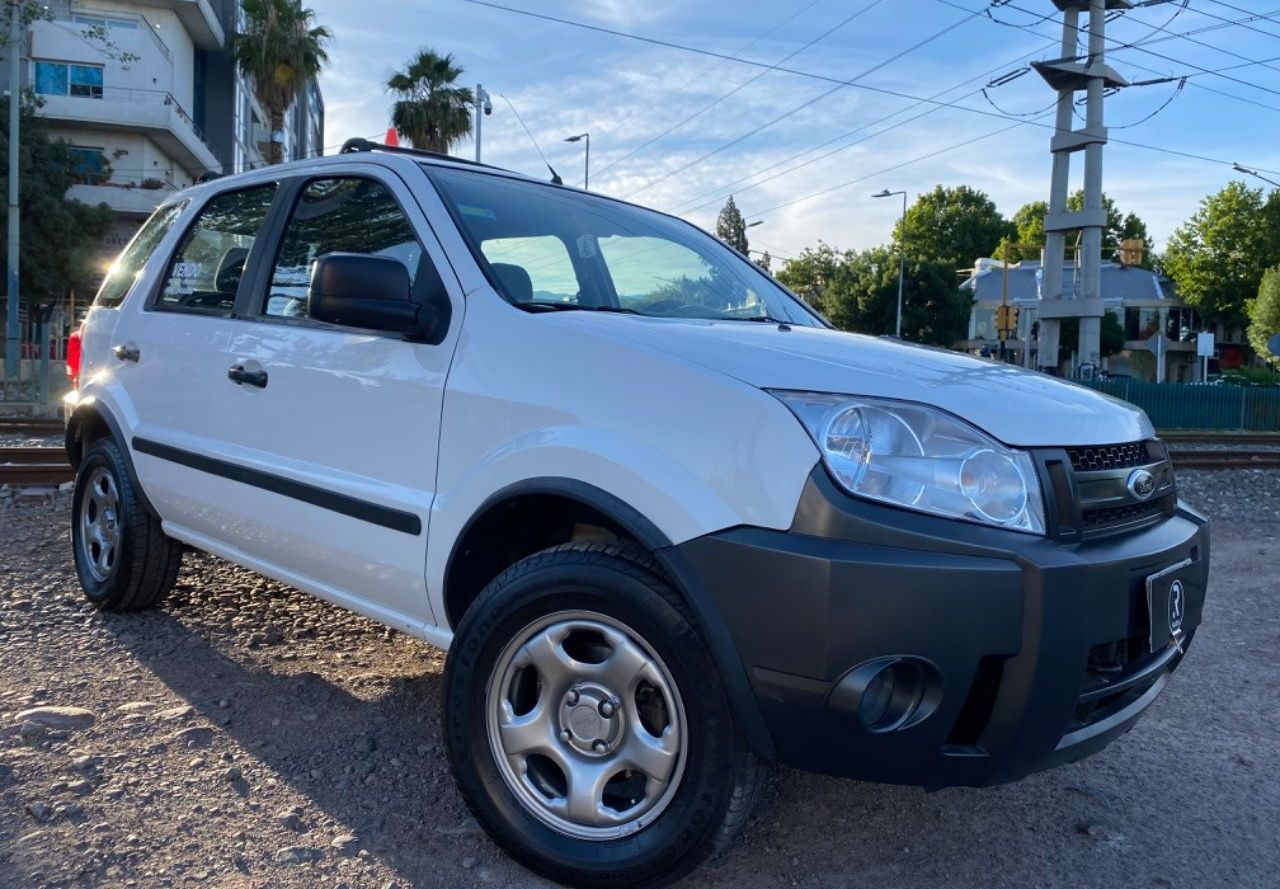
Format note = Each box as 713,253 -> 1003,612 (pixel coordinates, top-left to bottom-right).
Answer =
1,471 -> 1278,889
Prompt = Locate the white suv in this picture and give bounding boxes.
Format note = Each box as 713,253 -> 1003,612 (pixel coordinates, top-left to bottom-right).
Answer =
65,140 -> 1208,887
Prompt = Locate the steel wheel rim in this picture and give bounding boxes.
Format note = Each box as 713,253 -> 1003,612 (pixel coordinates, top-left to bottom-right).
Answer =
485,609 -> 688,841
79,466 -> 120,583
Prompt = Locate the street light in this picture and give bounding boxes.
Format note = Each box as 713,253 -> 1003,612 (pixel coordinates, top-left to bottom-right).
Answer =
564,133 -> 589,189
872,188 -> 908,338
1234,162 -> 1280,189
747,219 -> 764,228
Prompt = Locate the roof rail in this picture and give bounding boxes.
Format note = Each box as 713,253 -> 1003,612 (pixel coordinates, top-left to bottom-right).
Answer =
339,138 -> 498,170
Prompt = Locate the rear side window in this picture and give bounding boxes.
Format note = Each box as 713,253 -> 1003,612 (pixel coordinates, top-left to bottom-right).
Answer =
93,202 -> 186,308
156,184 -> 277,315
265,177 -> 423,318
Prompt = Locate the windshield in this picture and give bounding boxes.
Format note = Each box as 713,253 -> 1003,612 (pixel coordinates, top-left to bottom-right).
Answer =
426,166 -> 821,326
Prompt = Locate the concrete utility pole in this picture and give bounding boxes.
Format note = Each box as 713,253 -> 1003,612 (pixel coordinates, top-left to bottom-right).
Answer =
474,84 -> 491,162
5,0 -> 20,382
1032,0 -> 1129,375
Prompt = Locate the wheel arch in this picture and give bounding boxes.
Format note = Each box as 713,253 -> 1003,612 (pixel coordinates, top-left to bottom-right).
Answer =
442,477 -> 776,758
64,397 -> 157,517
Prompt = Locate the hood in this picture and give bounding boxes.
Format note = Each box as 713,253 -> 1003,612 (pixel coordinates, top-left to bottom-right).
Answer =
551,315 -> 1153,447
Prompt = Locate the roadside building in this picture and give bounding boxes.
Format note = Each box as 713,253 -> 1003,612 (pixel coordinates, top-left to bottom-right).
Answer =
2,0 -> 323,280
958,258 -> 1249,382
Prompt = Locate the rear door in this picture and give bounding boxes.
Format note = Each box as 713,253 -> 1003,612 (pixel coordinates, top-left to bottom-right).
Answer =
116,182 -> 280,537
210,166 -> 464,628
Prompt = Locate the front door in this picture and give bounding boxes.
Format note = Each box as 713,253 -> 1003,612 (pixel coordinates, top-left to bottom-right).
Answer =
213,169 -> 463,629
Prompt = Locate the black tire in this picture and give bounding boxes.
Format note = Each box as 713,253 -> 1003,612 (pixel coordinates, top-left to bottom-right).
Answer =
443,542 -> 763,888
71,436 -> 183,611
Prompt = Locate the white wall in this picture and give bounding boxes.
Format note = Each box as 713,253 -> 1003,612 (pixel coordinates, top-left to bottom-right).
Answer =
30,5 -> 197,115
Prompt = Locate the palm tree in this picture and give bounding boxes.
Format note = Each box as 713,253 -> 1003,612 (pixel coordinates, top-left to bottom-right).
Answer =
387,50 -> 473,154
233,0 -> 332,165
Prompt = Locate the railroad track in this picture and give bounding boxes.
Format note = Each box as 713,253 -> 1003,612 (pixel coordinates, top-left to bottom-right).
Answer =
1166,449 -> 1280,470
0,417 -> 63,436
0,446 -> 72,487
1160,431 -> 1280,446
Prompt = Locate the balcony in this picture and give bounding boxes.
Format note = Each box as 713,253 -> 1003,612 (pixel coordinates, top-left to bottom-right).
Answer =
127,0 -> 225,49
39,88 -> 221,177
67,182 -> 174,216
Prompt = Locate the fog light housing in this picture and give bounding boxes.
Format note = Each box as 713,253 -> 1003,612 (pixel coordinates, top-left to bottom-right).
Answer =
830,656 -> 942,734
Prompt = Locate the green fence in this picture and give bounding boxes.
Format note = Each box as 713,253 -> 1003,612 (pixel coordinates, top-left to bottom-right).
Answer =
1078,379 -> 1280,430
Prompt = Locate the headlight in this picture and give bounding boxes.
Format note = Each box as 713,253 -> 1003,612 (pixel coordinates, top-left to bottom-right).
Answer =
772,391 -> 1046,535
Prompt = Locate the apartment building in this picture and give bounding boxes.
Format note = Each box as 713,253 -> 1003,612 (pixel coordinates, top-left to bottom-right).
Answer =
4,1 -> 323,261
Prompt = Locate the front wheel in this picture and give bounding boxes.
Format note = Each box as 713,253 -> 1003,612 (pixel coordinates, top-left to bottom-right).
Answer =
443,543 -> 762,888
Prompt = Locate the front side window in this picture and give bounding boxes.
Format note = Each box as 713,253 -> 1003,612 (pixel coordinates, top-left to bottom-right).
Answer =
94,202 -> 186,308
428,166 -> 820,326
157,184 -> 277,314
265,177 -> 423,318
35,61 -> 104,98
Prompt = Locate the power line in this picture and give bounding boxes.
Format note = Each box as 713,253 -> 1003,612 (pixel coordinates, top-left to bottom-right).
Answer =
986,0 -> 1280,95
935,0 -> 1280,112
461,0 -> 1280,182
664,37 -> 1073,214
618,2 -> 985,199
747,118 -> 1032,218
1192,0 -> 1280,40
1109,0 -> 1280,75
593,0 -> 834,177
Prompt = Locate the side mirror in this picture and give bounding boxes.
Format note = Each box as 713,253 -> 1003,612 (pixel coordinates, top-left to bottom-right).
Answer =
308,253 -> 430,337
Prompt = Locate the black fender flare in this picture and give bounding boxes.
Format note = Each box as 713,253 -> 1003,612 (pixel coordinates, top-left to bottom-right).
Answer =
64,398 -> 158,517
444,477 -> 777,759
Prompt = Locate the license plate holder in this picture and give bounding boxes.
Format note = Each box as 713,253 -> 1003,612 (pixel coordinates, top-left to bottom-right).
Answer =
1145,558 -> 1193,653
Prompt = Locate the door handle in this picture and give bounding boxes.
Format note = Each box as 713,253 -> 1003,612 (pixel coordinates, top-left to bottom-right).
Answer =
112,343 -> 140,362
227,364 -> 268,388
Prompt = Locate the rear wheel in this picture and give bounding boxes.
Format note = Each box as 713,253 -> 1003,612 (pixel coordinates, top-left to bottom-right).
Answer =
71,437 -> 182,611
444,542 -> 762,888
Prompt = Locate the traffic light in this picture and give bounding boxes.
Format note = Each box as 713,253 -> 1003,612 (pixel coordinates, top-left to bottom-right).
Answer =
995,304 -> 1019,340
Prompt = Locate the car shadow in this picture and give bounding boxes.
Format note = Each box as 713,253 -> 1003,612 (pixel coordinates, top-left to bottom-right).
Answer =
95,589 -> 543,887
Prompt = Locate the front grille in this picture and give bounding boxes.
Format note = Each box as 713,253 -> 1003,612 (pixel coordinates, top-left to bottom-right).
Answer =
1065,441 -> 1150,473
1041,439 -> 1175,540
1081,497 -> 1171,532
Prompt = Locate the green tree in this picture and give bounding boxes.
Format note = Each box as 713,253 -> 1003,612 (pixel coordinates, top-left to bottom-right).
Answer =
233,0 -> 331,165
387,50 -> 473,154
0,96 -> 113,310
778,244 -> 971,345
1249,265 -> 1280,360
1057,311 -> 1126,362
715,195 -> 749,254
894,185 -> 1015,272
1164,181 -> 1278,327
775,242 -> 845,314
1001,199 -> 1047,261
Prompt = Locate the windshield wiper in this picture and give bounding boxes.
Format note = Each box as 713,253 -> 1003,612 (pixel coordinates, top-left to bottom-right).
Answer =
522,301 -> 642,316
740,314 -> 793,327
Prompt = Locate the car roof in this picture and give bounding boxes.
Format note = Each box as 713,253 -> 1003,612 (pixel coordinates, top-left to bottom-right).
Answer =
164,143 -> 544,209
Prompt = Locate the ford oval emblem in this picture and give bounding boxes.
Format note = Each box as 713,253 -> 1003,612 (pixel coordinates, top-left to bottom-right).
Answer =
1126,468 -> 1157,500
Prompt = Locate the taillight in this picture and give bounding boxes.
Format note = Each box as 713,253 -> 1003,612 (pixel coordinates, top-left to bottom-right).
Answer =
67,324 -> 83,388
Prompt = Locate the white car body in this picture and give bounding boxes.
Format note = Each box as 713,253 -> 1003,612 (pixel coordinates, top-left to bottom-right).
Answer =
65,147 -> 1206,812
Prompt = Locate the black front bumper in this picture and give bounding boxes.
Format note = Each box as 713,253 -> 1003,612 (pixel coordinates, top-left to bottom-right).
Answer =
675,468 -> 1209,788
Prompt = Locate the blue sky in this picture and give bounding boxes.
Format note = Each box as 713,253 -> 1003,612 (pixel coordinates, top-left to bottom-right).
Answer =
309,0 -> 1280,263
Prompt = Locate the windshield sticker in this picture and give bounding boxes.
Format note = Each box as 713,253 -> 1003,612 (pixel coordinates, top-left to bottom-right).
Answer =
576,235 -> 597,259
458,203 -> 497,220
